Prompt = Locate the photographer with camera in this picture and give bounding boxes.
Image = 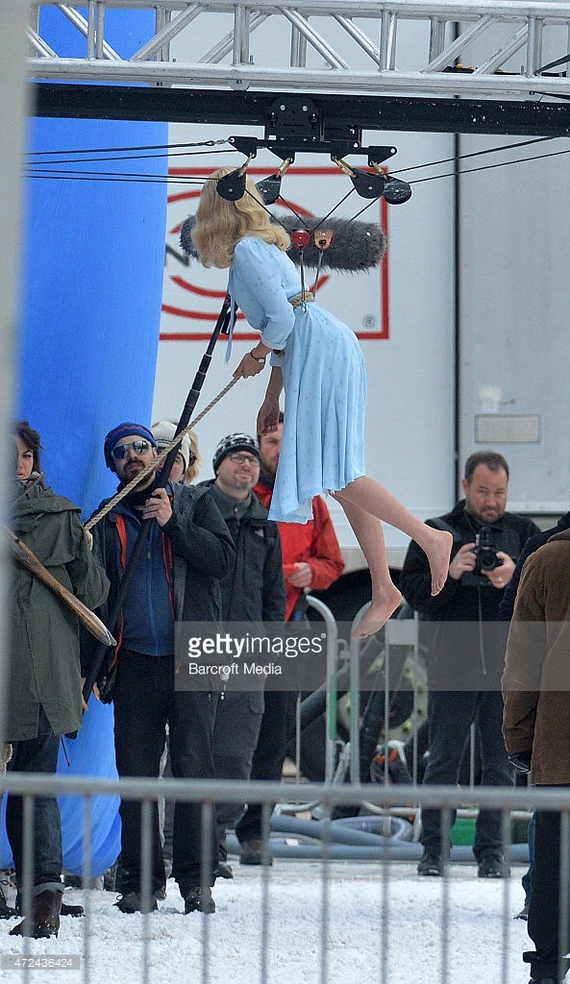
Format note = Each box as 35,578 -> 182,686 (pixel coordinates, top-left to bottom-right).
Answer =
399,451 -> 539,878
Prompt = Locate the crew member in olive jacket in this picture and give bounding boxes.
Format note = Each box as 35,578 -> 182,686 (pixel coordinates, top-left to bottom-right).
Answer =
503,528 -> 570,984
86,422 -> 234,916
5,421 -> 109,939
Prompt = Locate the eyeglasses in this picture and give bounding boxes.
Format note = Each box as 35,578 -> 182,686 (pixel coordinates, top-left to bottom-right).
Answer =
111,440 -> 152,460
228,453 -> 260,466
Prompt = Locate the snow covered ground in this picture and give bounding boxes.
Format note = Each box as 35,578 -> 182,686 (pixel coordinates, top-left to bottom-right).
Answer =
0,858 -> 532,984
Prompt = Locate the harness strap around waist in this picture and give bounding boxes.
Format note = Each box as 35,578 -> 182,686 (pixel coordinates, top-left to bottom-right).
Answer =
289,291 -> 315,308
273,292 -> 315,356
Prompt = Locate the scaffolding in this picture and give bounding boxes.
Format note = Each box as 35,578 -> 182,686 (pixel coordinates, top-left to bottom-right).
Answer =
26,0 -> 570,98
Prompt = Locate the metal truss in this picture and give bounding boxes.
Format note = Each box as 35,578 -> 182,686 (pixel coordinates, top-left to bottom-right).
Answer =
26,0 -> 570,136
27,1 -> 570,98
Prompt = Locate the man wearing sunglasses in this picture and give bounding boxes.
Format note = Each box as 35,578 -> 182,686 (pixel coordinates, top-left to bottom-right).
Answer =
85,422 -> 234,916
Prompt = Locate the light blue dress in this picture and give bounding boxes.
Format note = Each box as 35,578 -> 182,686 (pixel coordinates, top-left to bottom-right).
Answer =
229,237 -> 367,523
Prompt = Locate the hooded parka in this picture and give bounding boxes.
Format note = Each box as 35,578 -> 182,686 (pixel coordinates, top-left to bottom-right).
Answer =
8,482 -> 109,741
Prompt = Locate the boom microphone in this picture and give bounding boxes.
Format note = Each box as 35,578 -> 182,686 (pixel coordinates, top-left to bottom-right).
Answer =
180,213 -> 386,272
280,214 -> 385,272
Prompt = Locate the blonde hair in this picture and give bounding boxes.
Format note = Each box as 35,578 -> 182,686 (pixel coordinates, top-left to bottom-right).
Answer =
185,428 -> 202,484
192,167 -> 291,268
151,419 -> 203,485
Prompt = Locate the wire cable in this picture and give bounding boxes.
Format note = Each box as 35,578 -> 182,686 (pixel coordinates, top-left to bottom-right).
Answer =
390,135 -> 556,178
25,142 -> 570,205
25,134 -> 559,185
409,143 -> 570,186
27,137 -> 228,158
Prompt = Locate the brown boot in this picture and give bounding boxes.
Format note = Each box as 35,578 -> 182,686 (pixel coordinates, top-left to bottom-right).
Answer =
10,889 -> 62,939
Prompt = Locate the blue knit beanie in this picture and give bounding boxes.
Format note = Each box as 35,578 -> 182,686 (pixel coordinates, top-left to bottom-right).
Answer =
104,422 -> 157,469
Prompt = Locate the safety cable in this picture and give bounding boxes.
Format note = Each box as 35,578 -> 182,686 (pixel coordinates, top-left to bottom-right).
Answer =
25,140 -> 570,199
26,148 -> 229,168
27,137 -> 228,158
410,143 -> 570,186
23,169 -> 205,184
390,135 -> 555,177
25,133 -> 559,183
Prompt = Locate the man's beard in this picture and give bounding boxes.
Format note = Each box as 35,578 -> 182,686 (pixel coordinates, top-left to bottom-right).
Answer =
123,460 -> 148,481
258,466 -> 275,489
120,467 -> 155,508
468,505 -> 503,525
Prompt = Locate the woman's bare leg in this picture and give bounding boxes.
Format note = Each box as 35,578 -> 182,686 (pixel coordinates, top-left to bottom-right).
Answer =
334,493 -> 402,638
334,474 -> 452,600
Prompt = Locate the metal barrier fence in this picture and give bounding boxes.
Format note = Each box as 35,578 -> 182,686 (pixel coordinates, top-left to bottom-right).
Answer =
0,600 -> 563,983
1,772 -> 570,984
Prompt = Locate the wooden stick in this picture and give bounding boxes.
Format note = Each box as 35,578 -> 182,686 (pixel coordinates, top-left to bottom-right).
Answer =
7,528 -> 116,647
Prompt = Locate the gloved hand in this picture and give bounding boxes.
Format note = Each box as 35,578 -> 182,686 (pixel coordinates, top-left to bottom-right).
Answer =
508,749 -> 532,773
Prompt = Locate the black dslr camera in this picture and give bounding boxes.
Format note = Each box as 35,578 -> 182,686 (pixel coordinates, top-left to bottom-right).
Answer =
474,525 -> 500,573
462,525 -> 500,586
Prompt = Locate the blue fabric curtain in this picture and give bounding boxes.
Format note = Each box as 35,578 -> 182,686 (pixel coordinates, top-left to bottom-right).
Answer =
2,8 -> 167,876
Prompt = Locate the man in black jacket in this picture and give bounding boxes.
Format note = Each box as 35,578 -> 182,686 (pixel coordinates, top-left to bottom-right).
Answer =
399,451 -> 539,878
200,433 -> 286,877
87,422 -> 234,915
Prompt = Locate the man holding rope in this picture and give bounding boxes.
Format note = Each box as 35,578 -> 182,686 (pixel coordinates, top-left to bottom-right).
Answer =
84,422 -> 234,915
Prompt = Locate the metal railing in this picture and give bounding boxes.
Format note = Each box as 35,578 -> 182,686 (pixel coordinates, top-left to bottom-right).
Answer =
0,748 -> 563,983
0,600 -> 551,982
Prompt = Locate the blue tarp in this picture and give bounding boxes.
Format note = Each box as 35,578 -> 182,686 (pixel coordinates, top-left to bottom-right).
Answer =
2,8 -> 168,876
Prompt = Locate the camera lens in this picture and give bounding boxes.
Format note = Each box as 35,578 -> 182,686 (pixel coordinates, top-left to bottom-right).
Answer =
479,549 -> 499,571
476,526 -> 499,571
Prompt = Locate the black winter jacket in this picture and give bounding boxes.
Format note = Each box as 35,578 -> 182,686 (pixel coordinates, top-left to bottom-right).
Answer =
199,481 -> 286,624
399,500 -> 539,689
83,482 -> 234,676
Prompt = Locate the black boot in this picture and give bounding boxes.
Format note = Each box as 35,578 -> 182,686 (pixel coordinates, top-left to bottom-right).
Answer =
0,884 -> 16,919
10,889 -> 62,939
15,889 -> 82,918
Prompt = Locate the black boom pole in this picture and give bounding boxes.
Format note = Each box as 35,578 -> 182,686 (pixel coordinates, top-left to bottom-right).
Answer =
82,295 -> 233,703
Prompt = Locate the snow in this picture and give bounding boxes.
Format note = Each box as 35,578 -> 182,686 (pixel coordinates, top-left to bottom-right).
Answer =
0,859 -> 532,984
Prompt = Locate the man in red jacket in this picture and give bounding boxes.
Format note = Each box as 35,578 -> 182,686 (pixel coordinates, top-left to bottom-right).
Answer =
234,415 -> 344,865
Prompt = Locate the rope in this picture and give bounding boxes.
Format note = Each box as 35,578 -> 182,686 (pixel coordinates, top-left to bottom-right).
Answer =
85,376 -> 240,531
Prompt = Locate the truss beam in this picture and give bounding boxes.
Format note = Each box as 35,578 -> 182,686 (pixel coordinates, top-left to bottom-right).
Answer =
32,83 -> 570,138
27,1 -> 570,99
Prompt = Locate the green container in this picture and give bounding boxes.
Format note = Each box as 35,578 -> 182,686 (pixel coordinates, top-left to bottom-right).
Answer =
451,817 -> 476,845
511,817 -> 531,845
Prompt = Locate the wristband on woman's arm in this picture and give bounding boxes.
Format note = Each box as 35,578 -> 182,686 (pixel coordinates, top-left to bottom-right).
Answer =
249,349 -> 266,364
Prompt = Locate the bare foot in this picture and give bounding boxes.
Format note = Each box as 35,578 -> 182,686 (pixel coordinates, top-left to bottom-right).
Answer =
352,585 -> 402,639
425,529 -> 453,596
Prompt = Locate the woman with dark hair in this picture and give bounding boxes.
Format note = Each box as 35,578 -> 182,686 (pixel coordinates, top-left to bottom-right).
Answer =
192,168 -> 452,638
3,423 -> 109,938
13,420 -> 44,486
